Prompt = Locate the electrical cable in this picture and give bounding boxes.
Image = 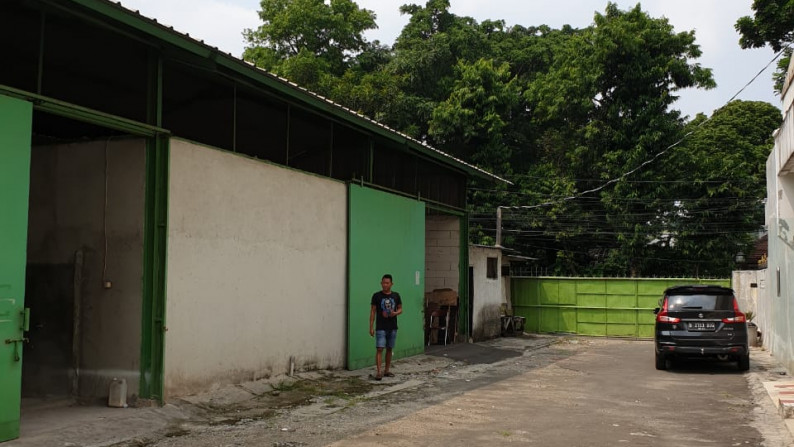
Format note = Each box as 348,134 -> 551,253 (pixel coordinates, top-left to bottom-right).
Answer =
473,43 -> 786,272
495,44 -> 791,211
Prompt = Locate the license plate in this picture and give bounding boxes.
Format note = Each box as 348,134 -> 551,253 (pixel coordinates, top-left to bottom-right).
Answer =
687,321 -> 716,331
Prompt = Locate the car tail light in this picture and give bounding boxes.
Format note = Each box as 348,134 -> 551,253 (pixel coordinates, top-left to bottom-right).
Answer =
656,297 -> 680,323
722,297 -> 746,323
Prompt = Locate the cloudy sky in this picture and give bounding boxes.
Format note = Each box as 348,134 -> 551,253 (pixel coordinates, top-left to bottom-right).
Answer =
119,0 -> 781,119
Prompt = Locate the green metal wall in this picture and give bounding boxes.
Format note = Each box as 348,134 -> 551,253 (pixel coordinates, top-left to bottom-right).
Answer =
0,94 -> 32,442
347,185 -> 425,370
512,277 -> 730,338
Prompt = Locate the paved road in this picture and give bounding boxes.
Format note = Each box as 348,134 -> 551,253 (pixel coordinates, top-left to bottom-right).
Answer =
330,339 -> 787,446
12,336 -> 791,447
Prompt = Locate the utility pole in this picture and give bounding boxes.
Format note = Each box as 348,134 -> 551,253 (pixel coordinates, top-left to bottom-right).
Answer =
496,206 -> 502,248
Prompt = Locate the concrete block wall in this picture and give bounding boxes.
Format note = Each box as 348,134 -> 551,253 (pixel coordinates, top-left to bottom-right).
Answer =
425,215 -> 460,293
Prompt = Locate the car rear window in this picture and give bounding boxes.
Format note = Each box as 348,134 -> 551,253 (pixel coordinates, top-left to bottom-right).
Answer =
666,294 -> 734,311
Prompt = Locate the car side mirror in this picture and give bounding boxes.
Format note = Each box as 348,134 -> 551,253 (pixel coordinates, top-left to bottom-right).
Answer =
653,308 -> 660,315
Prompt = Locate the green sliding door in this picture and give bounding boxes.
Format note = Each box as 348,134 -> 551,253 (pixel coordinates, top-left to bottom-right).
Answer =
0,95 -> 32,442
348,185 -> 425,370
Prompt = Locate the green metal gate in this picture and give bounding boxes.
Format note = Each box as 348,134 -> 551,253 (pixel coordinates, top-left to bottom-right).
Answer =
512,277 -> 730,338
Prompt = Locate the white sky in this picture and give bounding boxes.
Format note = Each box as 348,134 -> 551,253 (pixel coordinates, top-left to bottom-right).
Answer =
118,0 -> 780,119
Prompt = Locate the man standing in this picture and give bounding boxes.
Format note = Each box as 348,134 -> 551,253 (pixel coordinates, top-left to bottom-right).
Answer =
369,274 -> 402,380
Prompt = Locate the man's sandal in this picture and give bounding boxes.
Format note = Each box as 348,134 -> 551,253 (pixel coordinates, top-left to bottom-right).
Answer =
383,372 -> 395,377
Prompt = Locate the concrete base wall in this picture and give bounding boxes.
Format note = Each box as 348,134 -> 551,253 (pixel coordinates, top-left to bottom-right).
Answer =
165,139 -> 347,398
469,245 -> 504,341
732,270 -> 762,317
26,139 -> 146,399
426,216 -> 460,293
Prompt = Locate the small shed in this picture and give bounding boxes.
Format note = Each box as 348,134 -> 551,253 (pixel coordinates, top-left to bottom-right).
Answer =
467,245 -> 508,341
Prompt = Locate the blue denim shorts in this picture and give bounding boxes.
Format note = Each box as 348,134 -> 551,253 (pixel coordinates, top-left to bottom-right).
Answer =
375,330 -> 397,349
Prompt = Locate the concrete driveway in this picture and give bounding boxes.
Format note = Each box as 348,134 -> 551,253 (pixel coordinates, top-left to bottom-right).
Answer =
330,339 -> 793,447
6,336 -> 794,447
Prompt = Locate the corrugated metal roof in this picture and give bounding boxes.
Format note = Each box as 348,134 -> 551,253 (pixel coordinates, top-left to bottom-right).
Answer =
80,0 -> 511,184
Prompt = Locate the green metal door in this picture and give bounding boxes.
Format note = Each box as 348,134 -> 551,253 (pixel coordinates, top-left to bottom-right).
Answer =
348,185 -> 425,370
0,95 -> 32,442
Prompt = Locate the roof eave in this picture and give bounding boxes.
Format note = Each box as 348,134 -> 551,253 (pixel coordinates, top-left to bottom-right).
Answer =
60,0 -> 510,184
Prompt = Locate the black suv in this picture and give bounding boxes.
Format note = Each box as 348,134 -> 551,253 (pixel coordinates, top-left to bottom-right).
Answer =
653,285 -> 749,371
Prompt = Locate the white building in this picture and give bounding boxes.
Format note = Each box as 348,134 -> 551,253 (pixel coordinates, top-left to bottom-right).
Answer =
760,58 -> 794,373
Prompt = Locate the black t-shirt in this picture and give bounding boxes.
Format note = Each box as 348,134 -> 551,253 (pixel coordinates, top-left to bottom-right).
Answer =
371,291 -> 401,331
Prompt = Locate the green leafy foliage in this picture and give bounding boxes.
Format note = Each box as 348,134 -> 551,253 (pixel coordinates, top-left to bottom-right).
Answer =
429,58 -> 519,176
243,0 -> 377,90
736,0 -> 794,51
242,1 -> 779,277
736,0 -> 794,94
658,101 -> 780,276
511,3 -> 718,276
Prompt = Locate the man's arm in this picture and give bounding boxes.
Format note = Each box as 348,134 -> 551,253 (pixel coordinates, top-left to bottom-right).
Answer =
392,294 -> 403,317
369,304 -> 376,336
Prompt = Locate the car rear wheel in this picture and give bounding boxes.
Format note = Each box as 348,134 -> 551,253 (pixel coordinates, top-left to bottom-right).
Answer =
737,354 -> 750,371
655,351 -> 667,370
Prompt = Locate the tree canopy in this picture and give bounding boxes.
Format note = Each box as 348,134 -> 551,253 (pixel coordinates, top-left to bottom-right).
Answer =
243,0 -> 377,89
736,0 -> 794,51
244,0 -> 779,277
736,0 -> 794,93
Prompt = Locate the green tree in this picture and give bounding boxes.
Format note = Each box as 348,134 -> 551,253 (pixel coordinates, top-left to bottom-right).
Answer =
428,58 -> 519,176
736,0 -> 794,51
736,0 -> 794,93
513,3 -> 715,276
243,0 -> 377,89
321,41 -> 403,121
659,100 -> 780,277
237,1 -> 775,279
382,0 -> 492,138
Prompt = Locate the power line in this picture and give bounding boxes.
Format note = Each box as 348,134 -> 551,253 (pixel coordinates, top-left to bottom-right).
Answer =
727,44 -> 790,103
495,45 -> 790,211
470,188 -> 767,202
500,243 -> 732,265
472,205 -> 764,218
477,227 -> 764,237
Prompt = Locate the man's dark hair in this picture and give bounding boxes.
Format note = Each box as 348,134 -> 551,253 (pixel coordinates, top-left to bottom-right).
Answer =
382,274 -> 393,281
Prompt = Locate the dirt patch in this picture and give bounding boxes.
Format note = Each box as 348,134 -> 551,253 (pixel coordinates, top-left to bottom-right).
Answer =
112,335 -> 569,447
181,373 -> 372,426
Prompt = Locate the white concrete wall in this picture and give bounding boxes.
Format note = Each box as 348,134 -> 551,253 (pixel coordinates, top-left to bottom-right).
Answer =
754,269 -> 771,341
27,139 -> 145,399
165,139 -> 347,397
731,270 -> 760,317
425,215 -> 460,293
468,245 -> 504,341
760,207 -> 794,372
763,66 -> 794,373
777,104 -> 794,174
